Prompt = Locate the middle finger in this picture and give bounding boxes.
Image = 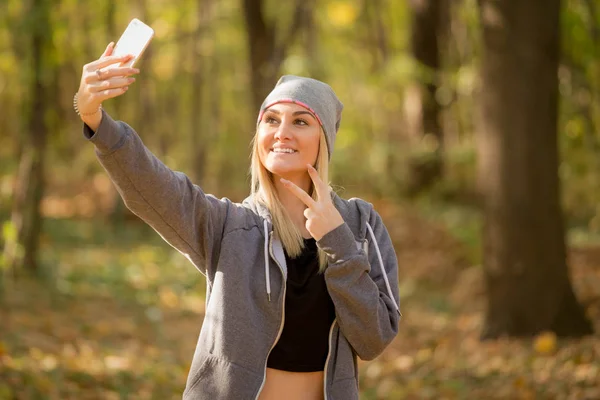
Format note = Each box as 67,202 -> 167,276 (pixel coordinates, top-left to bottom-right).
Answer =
306,164 -> 327,200
99,67 -> 140,80
89,76 -> 135,93
88,54 -> 134,70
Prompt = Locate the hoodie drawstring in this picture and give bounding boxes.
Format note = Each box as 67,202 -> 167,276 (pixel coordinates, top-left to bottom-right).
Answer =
366,222 -> 401,315
264,220 -> 272,302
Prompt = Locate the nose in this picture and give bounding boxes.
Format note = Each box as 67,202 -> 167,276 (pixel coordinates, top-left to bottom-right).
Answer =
274,121 -> 293,141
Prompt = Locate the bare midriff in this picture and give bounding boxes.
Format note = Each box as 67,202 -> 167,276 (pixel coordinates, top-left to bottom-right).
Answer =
258,368 -> 325,400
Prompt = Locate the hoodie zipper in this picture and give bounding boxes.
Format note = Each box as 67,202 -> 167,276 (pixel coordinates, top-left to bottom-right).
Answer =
322,319 -> 336,400
255,232 -> 287,400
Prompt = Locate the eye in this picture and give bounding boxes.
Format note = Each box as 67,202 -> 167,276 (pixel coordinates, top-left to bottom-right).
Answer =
295,119 -> 308,126
264,116 -> 279,124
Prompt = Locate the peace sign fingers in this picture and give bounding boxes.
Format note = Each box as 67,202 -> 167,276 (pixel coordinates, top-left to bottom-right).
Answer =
279,165 -> 344,241
280,178 -> 317,208
306,164 -> 330,200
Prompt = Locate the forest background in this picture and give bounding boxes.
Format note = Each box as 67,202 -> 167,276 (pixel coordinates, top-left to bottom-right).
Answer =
1,0 -> 600,398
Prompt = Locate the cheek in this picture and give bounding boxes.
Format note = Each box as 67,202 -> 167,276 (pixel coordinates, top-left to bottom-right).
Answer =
256,131 -> 270,159
303,132 -> 321,162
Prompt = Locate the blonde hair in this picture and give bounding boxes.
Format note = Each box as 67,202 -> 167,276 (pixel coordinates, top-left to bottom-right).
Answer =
250,130 -> 331,272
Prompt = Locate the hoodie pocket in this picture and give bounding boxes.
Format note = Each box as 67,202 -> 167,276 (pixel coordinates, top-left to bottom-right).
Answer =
183,352 -> 262,399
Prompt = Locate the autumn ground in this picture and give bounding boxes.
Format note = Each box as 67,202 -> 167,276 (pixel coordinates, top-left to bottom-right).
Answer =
1,200 -> 600,399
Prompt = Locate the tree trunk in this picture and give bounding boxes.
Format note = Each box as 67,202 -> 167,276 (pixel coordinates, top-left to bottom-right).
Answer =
477,0 -> 593,338
3,0 -> 51,274
242,0 -> 308,112
406,0 -> 448,193
366,0 -> 390,71
242,0 -> 277,112
189,0 -> 211,182
305,0 -> 323,80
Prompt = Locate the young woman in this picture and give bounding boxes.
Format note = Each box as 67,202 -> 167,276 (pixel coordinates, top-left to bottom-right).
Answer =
75,43 -> 401,400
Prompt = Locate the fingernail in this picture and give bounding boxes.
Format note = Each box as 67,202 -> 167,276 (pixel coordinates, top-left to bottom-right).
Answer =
133,69 -> 140,73
128,78 -> 136,83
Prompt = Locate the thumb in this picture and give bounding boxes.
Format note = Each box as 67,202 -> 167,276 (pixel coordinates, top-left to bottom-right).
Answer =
101,42 -> 115,58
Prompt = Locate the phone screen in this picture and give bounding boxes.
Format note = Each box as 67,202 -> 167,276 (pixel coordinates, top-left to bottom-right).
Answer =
112,18 -> 154,68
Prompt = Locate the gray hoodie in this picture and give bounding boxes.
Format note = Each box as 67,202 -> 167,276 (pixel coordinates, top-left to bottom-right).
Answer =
83,110 -> 401,400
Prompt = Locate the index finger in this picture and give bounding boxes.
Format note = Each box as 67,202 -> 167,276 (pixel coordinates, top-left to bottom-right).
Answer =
281,179 -> 316,208
100,42 -> 115,58
88,54 -> 133,71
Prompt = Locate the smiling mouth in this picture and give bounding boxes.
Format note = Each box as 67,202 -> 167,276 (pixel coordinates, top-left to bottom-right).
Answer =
271,148 -> 298,154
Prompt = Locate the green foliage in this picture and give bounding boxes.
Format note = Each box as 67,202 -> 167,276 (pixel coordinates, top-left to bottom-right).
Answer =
0,0 -> 596,227
0,1 -> 598,397
558,0 -> 600,229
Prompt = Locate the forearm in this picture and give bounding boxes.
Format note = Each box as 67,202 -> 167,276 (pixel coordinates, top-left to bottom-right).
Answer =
325,259 -> 399,360
318,221 -> 400,360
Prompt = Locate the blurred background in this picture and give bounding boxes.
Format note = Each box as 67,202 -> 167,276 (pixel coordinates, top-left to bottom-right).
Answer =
1,0 -> 600,398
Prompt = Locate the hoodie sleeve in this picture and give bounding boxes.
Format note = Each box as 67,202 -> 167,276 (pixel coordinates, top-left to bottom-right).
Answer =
317,206 -> 401,361
83,110 -> 229,276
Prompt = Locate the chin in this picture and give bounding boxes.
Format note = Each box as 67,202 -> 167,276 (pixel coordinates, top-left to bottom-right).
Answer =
265,162 -> 304,179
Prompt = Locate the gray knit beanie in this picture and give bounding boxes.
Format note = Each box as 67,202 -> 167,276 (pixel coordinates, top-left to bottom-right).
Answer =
257,75 -> 344,159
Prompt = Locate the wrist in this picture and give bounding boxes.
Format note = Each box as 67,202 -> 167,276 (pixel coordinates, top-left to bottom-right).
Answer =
317,222 -> 358,264
73,92 -> 102,118
74,92 -> 103,131
82,110 -> 103,132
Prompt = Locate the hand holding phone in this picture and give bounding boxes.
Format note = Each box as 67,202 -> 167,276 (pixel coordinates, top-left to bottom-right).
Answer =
75,18 -> 153,129
111,18 -> 154,68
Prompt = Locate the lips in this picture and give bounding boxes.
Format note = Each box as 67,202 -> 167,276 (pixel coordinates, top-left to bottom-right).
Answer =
271,147 -> 297,154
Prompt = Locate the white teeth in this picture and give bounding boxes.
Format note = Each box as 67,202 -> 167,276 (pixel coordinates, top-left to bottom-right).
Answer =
272,148 -> 296,154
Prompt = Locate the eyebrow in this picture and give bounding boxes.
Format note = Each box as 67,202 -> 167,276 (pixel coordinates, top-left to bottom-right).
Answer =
265,109 -> 316,119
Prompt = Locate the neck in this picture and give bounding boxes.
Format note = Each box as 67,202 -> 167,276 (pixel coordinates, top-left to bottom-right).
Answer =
272,173 -> 312,238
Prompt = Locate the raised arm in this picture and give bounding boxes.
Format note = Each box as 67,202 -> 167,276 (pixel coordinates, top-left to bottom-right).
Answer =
83,112 -> 229,276
75,43 -> 229,276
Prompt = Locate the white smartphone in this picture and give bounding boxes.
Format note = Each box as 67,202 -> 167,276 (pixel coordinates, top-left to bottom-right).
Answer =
112,18 -> 154,68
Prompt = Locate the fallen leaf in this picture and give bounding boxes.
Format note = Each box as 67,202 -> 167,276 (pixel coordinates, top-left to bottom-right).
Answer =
533,331 -> 557,355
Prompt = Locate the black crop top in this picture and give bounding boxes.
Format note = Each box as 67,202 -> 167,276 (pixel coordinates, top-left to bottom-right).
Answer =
266,238 -> 336,372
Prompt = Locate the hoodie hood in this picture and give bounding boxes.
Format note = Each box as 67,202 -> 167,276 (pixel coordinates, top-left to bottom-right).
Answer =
242,192 -> 399,314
